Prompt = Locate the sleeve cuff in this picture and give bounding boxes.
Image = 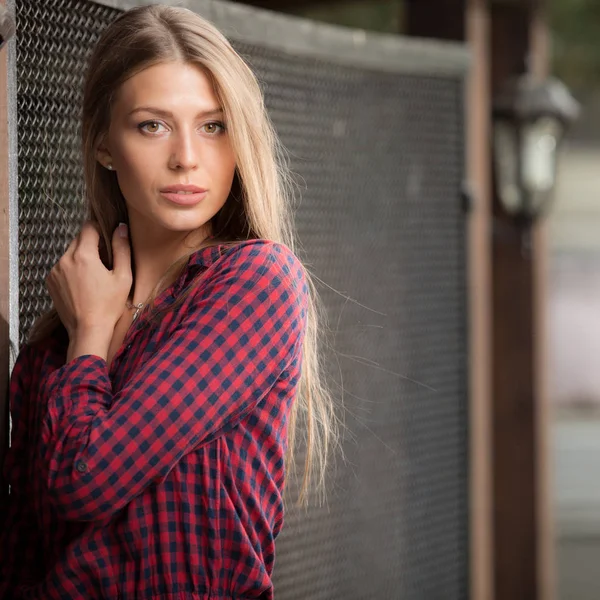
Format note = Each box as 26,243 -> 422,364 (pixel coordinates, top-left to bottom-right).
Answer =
40,354 -> 112,419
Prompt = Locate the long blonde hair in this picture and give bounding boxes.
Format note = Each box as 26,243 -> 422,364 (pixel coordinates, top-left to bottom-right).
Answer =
29,5 -> 339,505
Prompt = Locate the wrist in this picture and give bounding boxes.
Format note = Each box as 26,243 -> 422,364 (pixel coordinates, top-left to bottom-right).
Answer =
67,326 -> 112,363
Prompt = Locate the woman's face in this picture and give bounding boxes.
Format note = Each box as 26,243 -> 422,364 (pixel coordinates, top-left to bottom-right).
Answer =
97,61 -> 236,241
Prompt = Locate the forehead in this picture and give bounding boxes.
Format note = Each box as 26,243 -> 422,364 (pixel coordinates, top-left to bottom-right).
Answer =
113,61 -> 219,113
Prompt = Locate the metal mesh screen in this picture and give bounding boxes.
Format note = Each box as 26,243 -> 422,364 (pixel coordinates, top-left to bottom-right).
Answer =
15,1 -> 468,598
249,50 -> 469,600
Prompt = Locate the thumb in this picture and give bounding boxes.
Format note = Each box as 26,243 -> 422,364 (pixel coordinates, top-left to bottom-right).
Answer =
112,222 -> 132,277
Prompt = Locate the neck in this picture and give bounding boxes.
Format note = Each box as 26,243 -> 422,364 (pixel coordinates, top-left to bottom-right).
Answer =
127,219 -> 212,305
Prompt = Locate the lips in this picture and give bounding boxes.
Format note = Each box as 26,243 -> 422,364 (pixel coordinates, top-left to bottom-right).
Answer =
160,184 -> 207,193
160,190 -> 207,206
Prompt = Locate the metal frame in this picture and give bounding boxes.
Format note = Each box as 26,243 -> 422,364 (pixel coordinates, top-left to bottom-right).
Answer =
93,0 -> 470,76
6,0 -> 18,359
0,0 -> 19,503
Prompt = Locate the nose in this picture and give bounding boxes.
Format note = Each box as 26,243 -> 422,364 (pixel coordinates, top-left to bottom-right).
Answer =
169,129 -> 198,171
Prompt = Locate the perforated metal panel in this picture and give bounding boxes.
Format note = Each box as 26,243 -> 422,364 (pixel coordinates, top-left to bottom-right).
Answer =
14,1 -> 468,598
16,0 -> 115,340
250,50 -> 469,600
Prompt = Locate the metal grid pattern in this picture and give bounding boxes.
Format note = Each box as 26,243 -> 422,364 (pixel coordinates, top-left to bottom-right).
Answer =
249,49 -> 468,600
14,1 -> 468,598
16,0 -> 117,340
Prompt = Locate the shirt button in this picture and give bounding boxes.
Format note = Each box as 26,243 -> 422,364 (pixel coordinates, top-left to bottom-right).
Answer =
76,461 -> 88,473
127,344 -> 132,350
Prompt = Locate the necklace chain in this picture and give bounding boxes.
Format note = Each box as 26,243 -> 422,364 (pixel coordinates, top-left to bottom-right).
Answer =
125,300 -> 146,321
124,233 -> 216,322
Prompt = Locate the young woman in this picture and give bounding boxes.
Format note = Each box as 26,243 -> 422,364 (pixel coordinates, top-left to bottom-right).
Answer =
0,5 -> 337,599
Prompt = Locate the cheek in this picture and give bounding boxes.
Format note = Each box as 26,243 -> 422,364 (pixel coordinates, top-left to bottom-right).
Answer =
208,146 -> 237,189
114,156 -> 156,209
114,138 -> 155,186
116,137 -> 151,175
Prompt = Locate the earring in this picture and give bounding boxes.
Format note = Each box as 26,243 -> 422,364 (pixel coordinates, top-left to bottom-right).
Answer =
106,163 -> 113,171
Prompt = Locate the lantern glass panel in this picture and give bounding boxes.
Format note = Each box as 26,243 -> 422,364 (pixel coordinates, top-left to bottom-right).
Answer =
493,120 -> 522,215
522,116 -> 561,195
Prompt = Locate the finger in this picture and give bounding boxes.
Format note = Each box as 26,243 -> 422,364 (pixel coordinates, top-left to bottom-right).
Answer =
45,272 -> 56,301
63,235 -> 79,259
78,221 -> 101,250
111,222 -> 132,278
73,223 -> 101,263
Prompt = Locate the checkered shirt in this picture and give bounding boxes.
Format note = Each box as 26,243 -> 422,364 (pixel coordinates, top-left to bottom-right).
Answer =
0,239 -> 308,600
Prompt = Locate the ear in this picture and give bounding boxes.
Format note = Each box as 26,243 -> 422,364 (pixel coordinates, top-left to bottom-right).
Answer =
96,137 -> 113,169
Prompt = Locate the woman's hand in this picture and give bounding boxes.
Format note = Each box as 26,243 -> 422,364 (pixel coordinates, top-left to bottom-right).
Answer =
46,221 -> 132,360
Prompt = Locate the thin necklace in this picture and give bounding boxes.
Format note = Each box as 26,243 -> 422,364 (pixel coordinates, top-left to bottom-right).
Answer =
125,234 -> 215,322
125,299 -> 146,321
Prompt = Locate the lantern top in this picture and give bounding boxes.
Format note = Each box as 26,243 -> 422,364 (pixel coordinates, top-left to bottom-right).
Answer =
493,74 -> 580,124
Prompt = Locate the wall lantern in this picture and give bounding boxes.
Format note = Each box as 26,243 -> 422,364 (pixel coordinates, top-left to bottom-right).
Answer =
493,75 -> 580,223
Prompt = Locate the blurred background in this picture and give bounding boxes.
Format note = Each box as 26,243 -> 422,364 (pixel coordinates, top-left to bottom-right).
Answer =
548,2 -> 600,600
281,4 -> 600,599
243,1 -> 600,597
1,1 -> 599,599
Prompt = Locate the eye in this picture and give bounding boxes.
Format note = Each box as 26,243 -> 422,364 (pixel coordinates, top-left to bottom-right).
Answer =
202,121 -> 225,135
138,120 -> 165,134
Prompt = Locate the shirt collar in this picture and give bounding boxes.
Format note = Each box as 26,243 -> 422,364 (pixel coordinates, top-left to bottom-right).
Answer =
187,243 -> 226,269
171,243 -> 227,298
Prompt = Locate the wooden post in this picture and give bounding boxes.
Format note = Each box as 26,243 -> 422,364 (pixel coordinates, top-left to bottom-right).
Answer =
490,1 -> 553,599
466,1 -> 493,598
529,13 -> 555,600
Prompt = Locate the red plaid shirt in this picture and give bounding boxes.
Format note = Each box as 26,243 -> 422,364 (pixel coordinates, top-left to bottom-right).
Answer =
0,239 -> 308,600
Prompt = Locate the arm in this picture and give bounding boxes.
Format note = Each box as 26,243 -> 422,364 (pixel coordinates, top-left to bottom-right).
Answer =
0,345 -> 44,595
40,241 -> 308,522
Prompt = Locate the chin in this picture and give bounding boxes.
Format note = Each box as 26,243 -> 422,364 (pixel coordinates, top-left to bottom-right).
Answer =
164,220 -> 210,234
131,200 -> 222,236
154,207 -> 213,230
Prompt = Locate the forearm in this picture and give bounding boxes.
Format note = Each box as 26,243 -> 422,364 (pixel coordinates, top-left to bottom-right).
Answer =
66,326 -> 112,364
40,354 -> 114,521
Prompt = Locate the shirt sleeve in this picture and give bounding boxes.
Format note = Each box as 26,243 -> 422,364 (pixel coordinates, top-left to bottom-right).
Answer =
0,344 -> 44,596
39,240 -> 308,522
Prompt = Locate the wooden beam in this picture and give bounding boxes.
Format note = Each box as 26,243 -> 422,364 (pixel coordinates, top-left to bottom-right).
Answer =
230,0 -> 351,10
466,0 -> 494,598
490,6 -> 536,599
490,2 -> 553,599
405,0 -> 466,41
491,0 -> 541,7
530,9 -> 555,600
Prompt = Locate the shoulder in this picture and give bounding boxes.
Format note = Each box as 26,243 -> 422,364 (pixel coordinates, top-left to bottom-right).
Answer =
10,340 -> 50,384
10,343 -> 32,385
8,343 -> 37,423
215,239 -> 307,290
189,240 -> 309,317
220,239 -> 302,267
11,327 -> 69,396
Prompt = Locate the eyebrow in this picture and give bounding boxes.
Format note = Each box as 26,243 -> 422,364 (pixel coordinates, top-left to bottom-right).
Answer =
128,106 -> 224,118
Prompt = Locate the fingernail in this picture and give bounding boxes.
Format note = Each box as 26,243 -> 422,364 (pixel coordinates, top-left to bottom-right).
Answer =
118,222 -> 128,238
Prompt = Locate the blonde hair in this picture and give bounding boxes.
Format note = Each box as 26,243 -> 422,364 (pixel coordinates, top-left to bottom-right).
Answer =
29,5 -> 339,505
